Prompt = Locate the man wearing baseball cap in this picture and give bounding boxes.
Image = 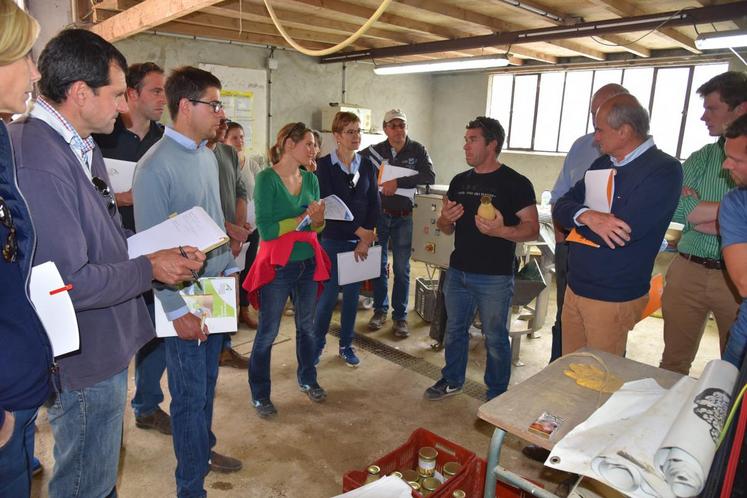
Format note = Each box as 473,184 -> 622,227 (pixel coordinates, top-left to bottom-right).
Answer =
362,109 -> 435,338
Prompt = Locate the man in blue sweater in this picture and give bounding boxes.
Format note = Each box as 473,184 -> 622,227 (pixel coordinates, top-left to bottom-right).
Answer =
553,94 -> 682,356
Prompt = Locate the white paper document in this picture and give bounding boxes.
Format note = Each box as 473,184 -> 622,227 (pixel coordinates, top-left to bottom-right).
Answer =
378,161 -> 418,184
104,158 -> 137,193
29,261 -> 80,357
154,277 -> 238,338
295,195 -> 354,230
331,475 -> 412,498
127,206 -> 229,258
584,169 -> 616,213
337,245 -> 382,285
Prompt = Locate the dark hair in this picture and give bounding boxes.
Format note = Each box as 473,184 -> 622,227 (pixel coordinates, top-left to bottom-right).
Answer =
164,66 -> 222,120
226,121 -> 244,134
725,114 -> 747,140
269,122 -> 312,164
466,116 -> 506,156
38,28 -> 127,104
697,71 -> 747,110
331,111 -> 359,134
127,62 -> 163,92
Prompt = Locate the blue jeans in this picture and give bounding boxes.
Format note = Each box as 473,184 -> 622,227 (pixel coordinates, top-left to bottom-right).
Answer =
165,332 -> 223,498
47,369 -> 127,498
0,408 -> 37,498
373,213 -> 413,320
442,268 -> 514,400
132,299 -> 167,418
249,259 -> 319,401
723,309 -> 747,369
315,239 -> 363,351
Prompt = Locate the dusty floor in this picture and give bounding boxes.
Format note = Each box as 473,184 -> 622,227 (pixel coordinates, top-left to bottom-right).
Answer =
30,253 -> 721,497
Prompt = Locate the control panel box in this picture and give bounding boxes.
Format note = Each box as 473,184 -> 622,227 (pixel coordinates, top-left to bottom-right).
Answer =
411,193 -> 454,268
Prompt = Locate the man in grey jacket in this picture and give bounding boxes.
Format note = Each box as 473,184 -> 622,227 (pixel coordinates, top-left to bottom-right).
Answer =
11,29 -> 204,498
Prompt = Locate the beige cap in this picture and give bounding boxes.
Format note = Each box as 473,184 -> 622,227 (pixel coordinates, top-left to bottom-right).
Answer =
384,108 -> 407,124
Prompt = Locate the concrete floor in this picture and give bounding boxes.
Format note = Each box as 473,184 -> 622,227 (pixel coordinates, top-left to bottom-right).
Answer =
30,253 -> 721,497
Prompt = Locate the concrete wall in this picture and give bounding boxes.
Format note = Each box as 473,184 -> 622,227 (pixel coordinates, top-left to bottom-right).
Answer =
114,34 -> 433,153
430,71 -> 564,196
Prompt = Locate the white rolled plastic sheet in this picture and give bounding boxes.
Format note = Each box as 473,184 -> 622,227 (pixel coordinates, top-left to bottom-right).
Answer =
546,359 -> 738,498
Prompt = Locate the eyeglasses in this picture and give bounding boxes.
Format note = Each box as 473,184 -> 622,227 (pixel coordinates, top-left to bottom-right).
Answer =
347,170 -> 360,190
343,129 -> 362,136
189,99 -> 224,113
0,196 -> 17,263
92,177 -> 116,215
386,123 -> 406,130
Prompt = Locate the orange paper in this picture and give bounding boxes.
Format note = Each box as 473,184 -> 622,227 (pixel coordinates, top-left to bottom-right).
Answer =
640,273 -> 664,320
566,228 -> 601,248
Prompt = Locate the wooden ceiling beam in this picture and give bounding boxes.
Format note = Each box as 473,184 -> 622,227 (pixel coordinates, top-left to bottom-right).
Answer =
156,21 -> 333,51
202,4 -> 434,46
588,0 -> 700,53
90,0 -> 224,42
484,0 -> 650,57
393,0 -> 604,60
178,11 -> 378,48
282,0 -> 557,63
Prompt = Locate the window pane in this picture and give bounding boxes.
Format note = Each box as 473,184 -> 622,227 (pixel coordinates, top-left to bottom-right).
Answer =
558,71 -> 593,152
508,74 -> 538,149
679,63 -> 730,159
488,74 -> 513,137
587,70 -> 624,133
534,72 -> 564,151
650,67 -> 690,157
622,67 -> 654,111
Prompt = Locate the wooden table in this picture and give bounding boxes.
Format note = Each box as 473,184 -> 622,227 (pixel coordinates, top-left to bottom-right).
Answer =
477,349 -> 683,497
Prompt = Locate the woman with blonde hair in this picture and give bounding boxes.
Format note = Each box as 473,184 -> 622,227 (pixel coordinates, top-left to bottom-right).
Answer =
242,122 -> 331,418
0,1 -> 52,496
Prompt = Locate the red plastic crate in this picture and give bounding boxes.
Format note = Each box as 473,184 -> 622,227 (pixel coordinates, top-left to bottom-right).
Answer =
342,427 -> 477,497
438,457 -> 544,498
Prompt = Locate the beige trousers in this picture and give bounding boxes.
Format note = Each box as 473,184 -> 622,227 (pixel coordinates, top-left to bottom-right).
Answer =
562,286 -> 649,356
660,255 -> 740,375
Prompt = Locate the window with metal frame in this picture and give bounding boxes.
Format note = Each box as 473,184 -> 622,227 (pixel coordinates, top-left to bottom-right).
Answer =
487,62 -> 729,160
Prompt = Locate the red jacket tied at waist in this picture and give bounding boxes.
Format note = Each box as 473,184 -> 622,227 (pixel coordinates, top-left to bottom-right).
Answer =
242,230 -> 331,309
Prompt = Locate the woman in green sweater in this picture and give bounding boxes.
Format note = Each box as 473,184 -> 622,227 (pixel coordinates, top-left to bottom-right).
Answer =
248,122 -> 327,418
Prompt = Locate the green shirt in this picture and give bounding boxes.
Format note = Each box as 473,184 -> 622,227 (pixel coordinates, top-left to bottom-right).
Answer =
673,138 -> 734,259
254,167 -> 323,261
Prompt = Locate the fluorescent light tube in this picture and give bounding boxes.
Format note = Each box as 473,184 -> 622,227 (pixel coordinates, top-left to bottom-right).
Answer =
695,29 -> 747,50
373,56 -> 509,75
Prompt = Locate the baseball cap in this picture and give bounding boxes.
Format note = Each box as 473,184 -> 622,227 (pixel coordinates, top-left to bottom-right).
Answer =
384,109 -> 407,124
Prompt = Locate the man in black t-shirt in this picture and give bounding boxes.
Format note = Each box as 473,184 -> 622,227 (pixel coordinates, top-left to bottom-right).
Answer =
424,116 -> 538,401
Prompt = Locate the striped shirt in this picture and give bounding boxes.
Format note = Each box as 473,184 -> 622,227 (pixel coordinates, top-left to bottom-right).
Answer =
673,138 -> 734,259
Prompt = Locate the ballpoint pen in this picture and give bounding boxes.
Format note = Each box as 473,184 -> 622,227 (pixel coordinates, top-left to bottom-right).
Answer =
178,245 -> 203,292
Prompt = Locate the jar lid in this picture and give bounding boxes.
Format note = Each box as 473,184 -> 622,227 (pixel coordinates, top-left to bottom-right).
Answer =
418,446 -> 438,460
366,465 -> 380,475
422,477 -> 440,491
443,461 -> 461,476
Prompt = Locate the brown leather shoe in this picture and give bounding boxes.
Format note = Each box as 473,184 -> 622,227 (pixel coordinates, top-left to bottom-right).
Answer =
239,306 -> 257,329
135,407 -> 172,435
209,451 -> 242,473
219,347 -> 249,369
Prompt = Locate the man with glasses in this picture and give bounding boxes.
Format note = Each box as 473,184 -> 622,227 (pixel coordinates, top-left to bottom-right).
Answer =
363,109 -> 435,338
93,62 -> 172,437
10,30 -> 205,498
426,116 -> 538,402
133,66 -> 242,497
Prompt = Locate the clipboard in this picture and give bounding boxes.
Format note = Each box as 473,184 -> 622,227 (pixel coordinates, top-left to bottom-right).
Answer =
337,245 -> 382,285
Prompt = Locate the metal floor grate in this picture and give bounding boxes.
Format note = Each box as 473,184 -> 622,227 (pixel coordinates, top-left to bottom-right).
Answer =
328,325 -> 487,401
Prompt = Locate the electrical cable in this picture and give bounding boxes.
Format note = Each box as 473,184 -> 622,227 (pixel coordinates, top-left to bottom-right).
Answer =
263,0 -> 393,57
589,9 -> 684,48
718,382 -> 747,447
719,396 -> 747,498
